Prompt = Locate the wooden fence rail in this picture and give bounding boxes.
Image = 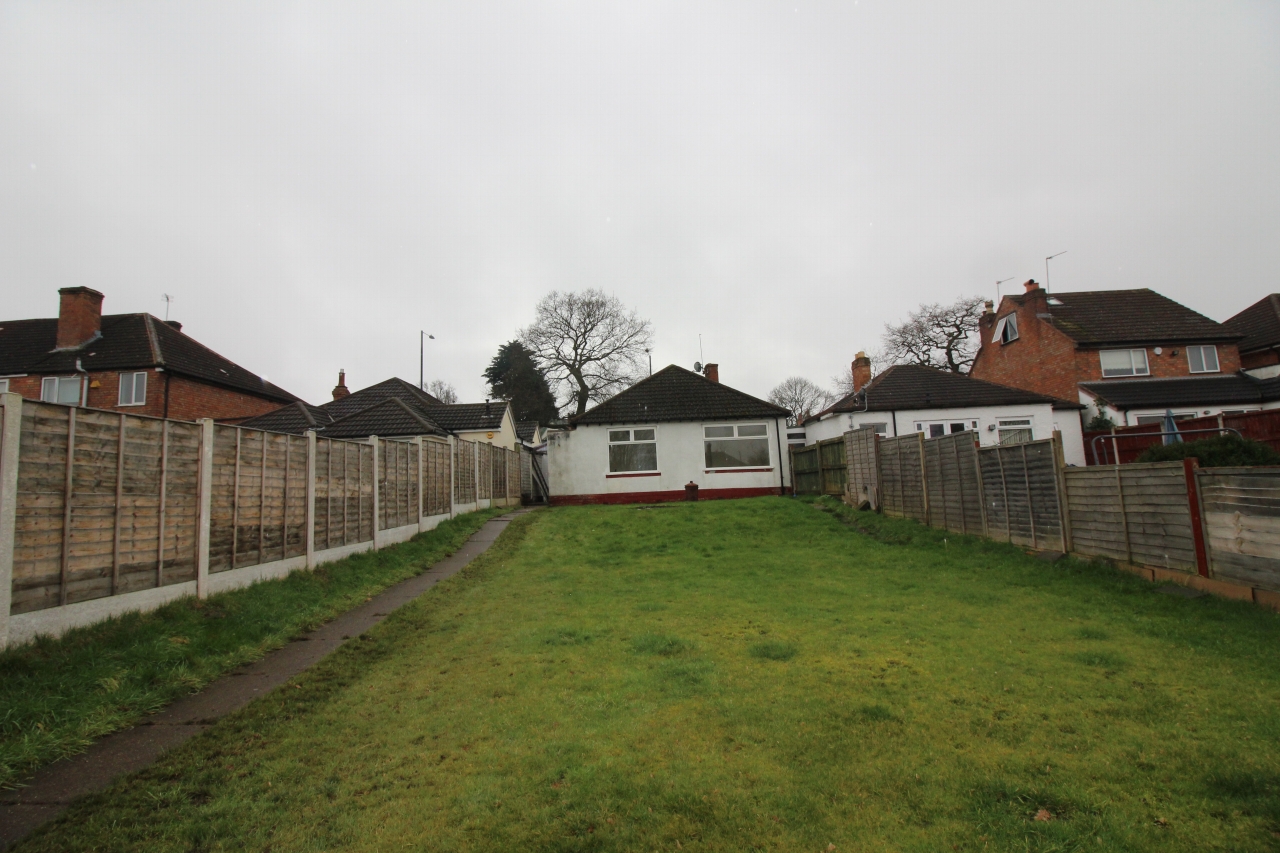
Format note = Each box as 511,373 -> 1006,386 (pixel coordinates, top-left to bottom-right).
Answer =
1198,467 -> 1280,592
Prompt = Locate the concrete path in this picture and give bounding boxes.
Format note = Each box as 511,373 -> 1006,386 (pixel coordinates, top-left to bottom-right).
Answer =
0,509 -> 531,850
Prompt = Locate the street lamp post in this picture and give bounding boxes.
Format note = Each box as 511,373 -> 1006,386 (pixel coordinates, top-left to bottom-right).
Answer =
420,331 -> 435,391
1045,251 -> 1067,292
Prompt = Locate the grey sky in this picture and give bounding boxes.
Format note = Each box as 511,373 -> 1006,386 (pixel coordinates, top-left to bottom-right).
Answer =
3,1 -> 1278,407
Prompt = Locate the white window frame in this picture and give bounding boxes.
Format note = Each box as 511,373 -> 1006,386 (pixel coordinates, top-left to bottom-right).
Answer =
992,313 -> 1019,345
0,379 -> 8,394
118,371 -> 147,406
914,420 -> 978,438
703,423 -> 772,471
1187,345 -> 1220,374
606,426 -> 658,475
1134,412 -> 1195,425
1100,348 -> 1150,378
41,375 -> 83,405
996,417 -> 1034,445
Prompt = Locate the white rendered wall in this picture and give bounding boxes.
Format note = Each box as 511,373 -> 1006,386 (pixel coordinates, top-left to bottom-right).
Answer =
549,417 -> 791,498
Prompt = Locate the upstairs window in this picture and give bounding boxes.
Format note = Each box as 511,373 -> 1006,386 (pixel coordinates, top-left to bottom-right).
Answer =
1187,345 -> 1220,374
118,371 -> 147,406
992,313 -> 1019,344
704,424 -> 770,468
41,376 -> 81,405
1100,349 -> 1149,378
608,427 -> 657,473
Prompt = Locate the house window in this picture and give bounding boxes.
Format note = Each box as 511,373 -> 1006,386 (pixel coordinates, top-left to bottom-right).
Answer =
858,422 -> 889,435
992,313 -> 1019,344
1187,345 -> 1220,374
608,428 -> 657,473
915,421 -> 977,438
1135,413 -> 1195,425
118,371 -> 147,406
41,376 -> 82,405
0,379 -> 8,394
1100,349 -> 1150,378
997,418 -> 1034,445
704,424 -> 770,468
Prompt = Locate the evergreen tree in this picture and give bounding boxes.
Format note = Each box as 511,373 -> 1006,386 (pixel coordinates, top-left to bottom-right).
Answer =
484,341 -> 559,424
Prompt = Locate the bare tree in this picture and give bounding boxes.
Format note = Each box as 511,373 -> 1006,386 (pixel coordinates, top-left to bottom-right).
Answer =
519,289 -> 654,416
768,377 -> 833,426
427,379 -> 458,404
880,296 -> 985,374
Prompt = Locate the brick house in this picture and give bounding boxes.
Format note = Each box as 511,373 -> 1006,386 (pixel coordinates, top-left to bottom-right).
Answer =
1224,293 -> 1280,378
0,287 -> 299,422
968,281 -> 1276,426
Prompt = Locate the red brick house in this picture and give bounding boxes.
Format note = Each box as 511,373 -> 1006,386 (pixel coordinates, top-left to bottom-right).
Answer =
0,287 -> 299,422
1225,294 -> 1280,376
968,281 -> 1280,426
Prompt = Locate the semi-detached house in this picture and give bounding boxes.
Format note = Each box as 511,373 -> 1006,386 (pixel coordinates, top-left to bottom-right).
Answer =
0,287 -> 298,422
970,280 -> 1280,426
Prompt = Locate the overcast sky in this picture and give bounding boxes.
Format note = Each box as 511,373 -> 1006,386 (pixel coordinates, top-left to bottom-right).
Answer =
3,1 -> 1278,406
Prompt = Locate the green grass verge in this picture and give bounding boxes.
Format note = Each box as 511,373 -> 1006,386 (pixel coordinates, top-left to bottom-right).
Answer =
16,497 -> 1280,852
0,508 -> 507,790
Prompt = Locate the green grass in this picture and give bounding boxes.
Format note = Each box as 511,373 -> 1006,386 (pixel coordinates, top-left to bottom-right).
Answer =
0,508 -> 506,790
16,497 -> 1280,852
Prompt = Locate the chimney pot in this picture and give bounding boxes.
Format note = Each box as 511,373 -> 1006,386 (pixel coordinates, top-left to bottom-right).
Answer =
1023,279 -> 1041,293
851,352 -> 872,393
55,287 -> 104,350
704,363 -> 719,383
983,300 -> 994,315
332,369 -> 350,401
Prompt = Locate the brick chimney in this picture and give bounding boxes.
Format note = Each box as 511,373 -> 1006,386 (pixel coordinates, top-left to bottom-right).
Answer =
332,369 -> 350,401
851,351 -> 872,392
703,363 -> 719,383
165,320 -> 182,332
1022,278 -> 1048,313
55,287 -> 104,349
1023,279 -> 1042,294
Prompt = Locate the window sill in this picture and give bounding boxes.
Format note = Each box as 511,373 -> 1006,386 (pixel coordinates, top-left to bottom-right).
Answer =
606,471 -> 660,479
704,467 -> 774,474
117,402 -> 147,407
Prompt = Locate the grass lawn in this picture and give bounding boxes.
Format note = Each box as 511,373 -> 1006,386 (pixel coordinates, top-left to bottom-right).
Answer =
0,508 -> 507,790
16,497 -> 1280,852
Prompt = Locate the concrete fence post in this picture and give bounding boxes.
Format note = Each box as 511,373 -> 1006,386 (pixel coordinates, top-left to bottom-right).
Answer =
448,435 -> 457,517
370,435 -> 381,548
305,430 -> 317,568
416,436 -> 425,531
195,418 -> 214,599
0,393 -> 24,650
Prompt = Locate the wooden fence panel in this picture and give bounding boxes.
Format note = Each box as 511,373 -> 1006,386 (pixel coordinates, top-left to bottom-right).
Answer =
208,427 -> 310,573
422,438 -> 452,516
11,404 -> 204,614
977,439 -> 1063,551
790,445 -> 820,495
843,428 -> 879,509
818,438 -> 847,496
1064,461 -> 1196,570
379,439 -> 419,531
491,446 -> 506,500
454,439 -> 476,504
878,434 -> 926,521
476,443 -> 493,500
507,448 -> 521,502
309,437 -> 374,555
1198,467 -> 1280,591
923,432 -> 984,536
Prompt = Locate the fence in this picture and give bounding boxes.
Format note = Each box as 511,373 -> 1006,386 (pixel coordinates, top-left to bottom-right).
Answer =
834,422 -> 1280,605
1085,409 -> 1280,465
0,394 -> 530,649
790,437 -> 849,497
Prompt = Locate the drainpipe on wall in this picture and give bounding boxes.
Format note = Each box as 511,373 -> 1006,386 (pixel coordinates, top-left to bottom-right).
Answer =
75,359 -> 88,407
775,417 -> 785,495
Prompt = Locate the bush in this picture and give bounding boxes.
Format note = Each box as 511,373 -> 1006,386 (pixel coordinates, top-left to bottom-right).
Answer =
1136,434 -> 1280,467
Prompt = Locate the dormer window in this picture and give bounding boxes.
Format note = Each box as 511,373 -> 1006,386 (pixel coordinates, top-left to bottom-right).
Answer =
992,313 -> 1019,345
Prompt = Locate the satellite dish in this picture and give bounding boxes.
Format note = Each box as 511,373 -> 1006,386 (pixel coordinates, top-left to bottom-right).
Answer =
694,361 -> 703,373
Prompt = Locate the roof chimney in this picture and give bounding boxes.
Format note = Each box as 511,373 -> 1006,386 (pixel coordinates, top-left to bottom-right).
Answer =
55,287 -> 104,350
164,320 -> 182,332
982,300 -> 994,316
332,369 -> 350,401
851,351 -> 872,393
1023,279 -> 1041,293
704,363 -> 719,383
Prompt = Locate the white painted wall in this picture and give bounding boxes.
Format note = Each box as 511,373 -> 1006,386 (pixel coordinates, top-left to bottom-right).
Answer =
1080,389 -> 1278,428
548,417 -> 792,498
805,403 -> 1086,466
